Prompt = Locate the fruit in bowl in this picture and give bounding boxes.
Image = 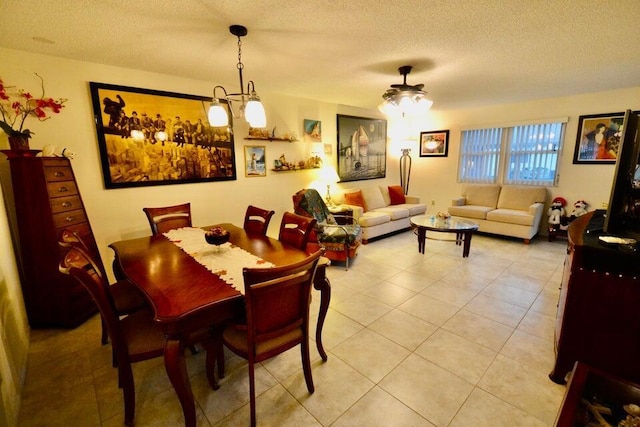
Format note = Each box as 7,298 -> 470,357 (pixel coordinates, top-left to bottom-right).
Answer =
205,226 -> 230,245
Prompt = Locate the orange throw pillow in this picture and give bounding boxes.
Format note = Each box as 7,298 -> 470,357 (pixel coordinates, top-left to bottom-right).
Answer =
344,190 -> 367,211
388,185 -> 406,205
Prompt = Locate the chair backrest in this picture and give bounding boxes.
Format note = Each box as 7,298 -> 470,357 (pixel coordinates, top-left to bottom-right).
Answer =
292,188 -> 335,224
143,202 -> 192,235
278,212 -> 317,250
58,246 -> 126,350
243,205 -> 275,236
242,250 -> 323,360
59,228 -> 108,277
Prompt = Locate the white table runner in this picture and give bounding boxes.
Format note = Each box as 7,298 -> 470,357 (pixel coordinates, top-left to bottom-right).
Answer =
163,227 -> 274,295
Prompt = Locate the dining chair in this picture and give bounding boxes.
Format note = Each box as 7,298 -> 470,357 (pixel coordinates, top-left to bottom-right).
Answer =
278,211 -> 317,251
143,202 -> 192,235
59,229 -> 147,345
243,205 -> 275,236
59,245 -> 217,426
220,249 -> 323,427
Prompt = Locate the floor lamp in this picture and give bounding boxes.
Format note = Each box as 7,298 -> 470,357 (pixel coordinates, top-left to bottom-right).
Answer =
400,148 -> 412,195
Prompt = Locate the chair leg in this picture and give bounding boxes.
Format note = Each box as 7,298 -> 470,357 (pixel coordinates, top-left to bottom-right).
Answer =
120,364 -> 136,425
188,344 -> 199,355
201,338 -> 220,390
301,340 -> 315,394
248,359 -> 256,427
101,316 -> 109,345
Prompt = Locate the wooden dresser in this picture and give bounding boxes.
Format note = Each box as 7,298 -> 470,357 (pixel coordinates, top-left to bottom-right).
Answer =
2,153 -> 97,327
550,210 -> 640,385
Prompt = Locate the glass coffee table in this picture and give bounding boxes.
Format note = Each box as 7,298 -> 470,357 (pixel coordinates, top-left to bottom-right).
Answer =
410,215 -> 480,257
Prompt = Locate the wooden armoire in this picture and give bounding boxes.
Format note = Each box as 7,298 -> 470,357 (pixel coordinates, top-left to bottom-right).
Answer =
1,151 -> 97,327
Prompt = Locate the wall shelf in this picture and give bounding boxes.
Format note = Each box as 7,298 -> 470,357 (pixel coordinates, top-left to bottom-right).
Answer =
244,137 -> 298,142
271,166 -> 320,173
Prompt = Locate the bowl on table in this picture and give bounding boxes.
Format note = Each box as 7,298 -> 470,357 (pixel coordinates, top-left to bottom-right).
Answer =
205,227 -> 230,245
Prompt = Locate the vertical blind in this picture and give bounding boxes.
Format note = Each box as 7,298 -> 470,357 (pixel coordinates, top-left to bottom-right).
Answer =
506,122 -> 563,185
458,128 -> 502,183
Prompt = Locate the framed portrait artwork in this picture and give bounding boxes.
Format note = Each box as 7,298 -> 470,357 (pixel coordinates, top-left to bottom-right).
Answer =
89,82 -> 236,189
573,112 -> 626,164
420,130 -> 449,157
244,145 -> 266,177
336,114 -> 387,182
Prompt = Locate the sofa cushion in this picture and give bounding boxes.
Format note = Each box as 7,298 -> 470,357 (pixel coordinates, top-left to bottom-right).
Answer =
396,203 -> 427,216
379,185 -> 392,206
344,190 -> 366,210
362,186 -> 386,211
486,208 -> 535,226
448,205 -> 493,220
357,211 -> 391,227
497,186 -> 547,211
388,186 -> 406,205
463,184 -> 501,208
374,206 -> 410,220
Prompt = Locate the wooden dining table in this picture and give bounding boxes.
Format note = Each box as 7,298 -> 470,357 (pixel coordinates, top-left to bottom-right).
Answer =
109,223 -> 331,427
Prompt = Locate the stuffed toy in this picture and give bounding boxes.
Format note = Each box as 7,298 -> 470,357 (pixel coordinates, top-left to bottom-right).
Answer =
570,200 -> 589,219
36,144 -> 76,159
547,197 -> 566,229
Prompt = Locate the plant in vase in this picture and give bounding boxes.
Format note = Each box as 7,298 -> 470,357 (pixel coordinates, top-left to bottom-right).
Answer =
0,74 -> 66,151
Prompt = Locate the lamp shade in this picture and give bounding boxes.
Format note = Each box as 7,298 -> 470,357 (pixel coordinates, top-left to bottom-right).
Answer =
208,100 -> 229,127
244,97 -> 266,128
319,165 -> 340,183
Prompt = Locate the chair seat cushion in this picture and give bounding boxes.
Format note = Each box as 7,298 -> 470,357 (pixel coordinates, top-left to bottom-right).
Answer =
317,224 -> 362,244
223,324 -> 303,357
111,279 -> 147,313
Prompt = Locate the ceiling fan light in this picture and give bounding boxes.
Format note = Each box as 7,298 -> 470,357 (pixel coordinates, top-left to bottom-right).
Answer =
245,95 -> 266,128
208,99 -> 229,127
415,97 -> 433,113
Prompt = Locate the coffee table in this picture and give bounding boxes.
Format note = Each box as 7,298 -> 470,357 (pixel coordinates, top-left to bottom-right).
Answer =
410,215 -> 479,257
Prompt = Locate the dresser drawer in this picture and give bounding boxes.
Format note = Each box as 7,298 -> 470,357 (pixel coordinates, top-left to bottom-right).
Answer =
44,165 -> 74,182
53,209 -> 87,228
47,180 -> 78,198
50,195 -> 82,213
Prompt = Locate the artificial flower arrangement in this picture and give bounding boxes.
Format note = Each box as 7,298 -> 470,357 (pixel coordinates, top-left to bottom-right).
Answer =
0,74 -> 66,143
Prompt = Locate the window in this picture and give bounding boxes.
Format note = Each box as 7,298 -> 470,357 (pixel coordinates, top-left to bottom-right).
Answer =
458,120 -> 566,186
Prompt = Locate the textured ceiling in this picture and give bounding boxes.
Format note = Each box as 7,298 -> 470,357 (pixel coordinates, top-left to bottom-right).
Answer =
2,0 -> 640,111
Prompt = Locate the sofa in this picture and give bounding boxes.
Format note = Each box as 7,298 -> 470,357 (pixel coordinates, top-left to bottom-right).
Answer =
447,184 -> 547,243
335,185 -> 427,243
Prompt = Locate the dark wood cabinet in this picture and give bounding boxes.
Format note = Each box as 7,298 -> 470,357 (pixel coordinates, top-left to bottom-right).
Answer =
550,210 -> 640,385
2,154 -> 97,328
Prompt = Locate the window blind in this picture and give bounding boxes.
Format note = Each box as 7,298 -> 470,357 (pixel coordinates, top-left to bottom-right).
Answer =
458,128 -> 502,183
506,122 -> 563,185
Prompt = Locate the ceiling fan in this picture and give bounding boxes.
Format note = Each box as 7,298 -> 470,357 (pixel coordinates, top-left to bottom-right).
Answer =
379,65 -> 432,117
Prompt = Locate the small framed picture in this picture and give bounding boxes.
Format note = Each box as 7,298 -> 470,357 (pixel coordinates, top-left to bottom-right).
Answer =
244,145 -> 266,177
420,130 -> 449,157
573,112 -> 625,164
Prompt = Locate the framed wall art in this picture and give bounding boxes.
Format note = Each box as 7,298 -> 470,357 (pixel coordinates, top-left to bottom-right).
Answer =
303,119 -> 322,142
420,130 -> 449,157
573,112 -> 626,164
336,114 -> 387,182
89,82 -> 236,189
244,145 -> 266,177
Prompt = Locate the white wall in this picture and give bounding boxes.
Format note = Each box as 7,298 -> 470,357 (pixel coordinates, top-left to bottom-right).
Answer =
1,45 -> 640,424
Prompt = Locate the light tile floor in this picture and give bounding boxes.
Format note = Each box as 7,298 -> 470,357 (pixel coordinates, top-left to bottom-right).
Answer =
18,230 -> 569,426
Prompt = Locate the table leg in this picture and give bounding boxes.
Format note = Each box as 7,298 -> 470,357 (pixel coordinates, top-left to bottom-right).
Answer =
314,261 -> 331,362
164,337 -> 196,427
416,227 -> 426,254
462,232 -> 473,257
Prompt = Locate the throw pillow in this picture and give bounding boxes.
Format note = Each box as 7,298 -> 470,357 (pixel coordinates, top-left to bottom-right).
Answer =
361,186 -> 386,210
388,185 -> 406,205
344,190 -> 367,211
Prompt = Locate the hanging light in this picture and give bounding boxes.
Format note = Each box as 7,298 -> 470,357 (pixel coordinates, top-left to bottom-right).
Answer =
208,25 -> 267,128
378,65 -> 433,118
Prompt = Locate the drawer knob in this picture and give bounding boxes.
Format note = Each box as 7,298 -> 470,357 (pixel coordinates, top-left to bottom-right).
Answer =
54,171 -> 66,177
58,186 -> 69,193
62,202 -> 72,207
65,216 -> 75,222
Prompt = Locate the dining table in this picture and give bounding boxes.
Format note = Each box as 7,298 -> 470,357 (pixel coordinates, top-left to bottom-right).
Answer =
109,223 -> 331,427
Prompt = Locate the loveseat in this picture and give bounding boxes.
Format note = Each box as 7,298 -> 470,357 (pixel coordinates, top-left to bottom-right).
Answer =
335,185 -> 427,243
448,184 -> 547,243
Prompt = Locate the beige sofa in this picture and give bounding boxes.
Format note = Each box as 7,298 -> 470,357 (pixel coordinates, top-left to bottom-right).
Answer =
448,184 -> 547,243
335,185 -> 426,243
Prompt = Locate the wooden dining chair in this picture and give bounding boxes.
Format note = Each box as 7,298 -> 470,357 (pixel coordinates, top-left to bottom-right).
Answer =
59,229 -> 147,345
143,202 -> 192,235
243,205 -> 275,236
219,249 -> 323,427
278,211 -> 317,251
59,245 -> 217,426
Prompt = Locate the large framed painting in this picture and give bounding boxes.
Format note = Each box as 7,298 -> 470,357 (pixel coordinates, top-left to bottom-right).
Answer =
336,114 -> 387,182
573,112 -> 626,164
419,130 -> 449,157
89,82 -> 236,189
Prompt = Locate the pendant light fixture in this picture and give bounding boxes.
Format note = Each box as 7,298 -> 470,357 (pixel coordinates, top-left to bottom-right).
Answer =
378,65 -> 433,118
208,25 -> 267,128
